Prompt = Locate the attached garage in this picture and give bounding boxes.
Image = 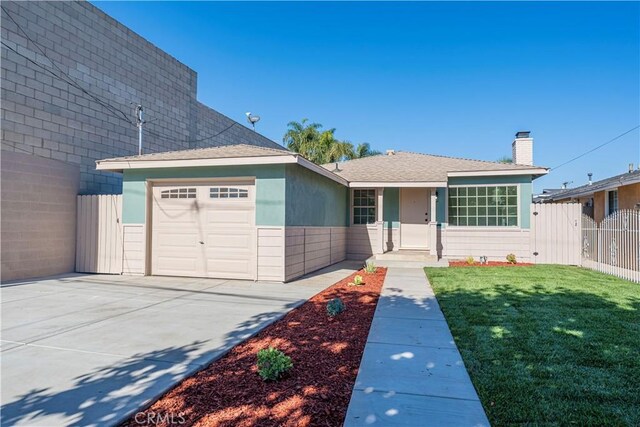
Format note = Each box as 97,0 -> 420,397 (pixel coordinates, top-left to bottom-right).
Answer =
151,180 -> 256,279
96,144 -> 350,282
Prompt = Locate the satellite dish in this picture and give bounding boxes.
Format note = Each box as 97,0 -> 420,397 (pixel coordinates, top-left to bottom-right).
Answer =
246,112 -> 260,130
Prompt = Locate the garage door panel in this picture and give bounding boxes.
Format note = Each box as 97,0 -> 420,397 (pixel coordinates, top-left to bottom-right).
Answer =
205,229 -> 251,245
203,209 -> 253,225
155,232 -> 201,247
154,210 -> 199,226
152,181 -> 256,280
155,256 -> 201,273
205,259 -> 252,276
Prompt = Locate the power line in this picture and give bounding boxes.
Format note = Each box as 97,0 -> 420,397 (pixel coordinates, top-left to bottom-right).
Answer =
145,122 -> 238,145
1,6 -> 134,126
551,125 -> 640,171
2,5 -> 248,148
1,41 -> 135,127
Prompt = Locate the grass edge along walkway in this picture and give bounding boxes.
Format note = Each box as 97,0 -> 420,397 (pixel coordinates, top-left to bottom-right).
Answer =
425,265 -> 640,426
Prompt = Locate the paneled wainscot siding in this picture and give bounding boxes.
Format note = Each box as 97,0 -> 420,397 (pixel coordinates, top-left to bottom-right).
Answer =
442,228 -> 531,262
122,224 -> 145,275
347,225 -> 380,260
285,227 -> 347,282
257,228 -> 285,281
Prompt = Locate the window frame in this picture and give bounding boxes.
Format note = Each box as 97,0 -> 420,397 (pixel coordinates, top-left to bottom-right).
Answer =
606,189 -> 619,216
160,187 -> 197,199
447,184 -> 521,228
209,186 -> 249,199
351,188 -> 377,226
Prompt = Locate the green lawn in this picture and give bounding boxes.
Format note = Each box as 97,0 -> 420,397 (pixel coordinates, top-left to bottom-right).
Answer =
425,265 -> 640,426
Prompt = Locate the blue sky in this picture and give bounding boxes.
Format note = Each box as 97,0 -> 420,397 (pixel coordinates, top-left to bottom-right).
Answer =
93,1 -> 639,192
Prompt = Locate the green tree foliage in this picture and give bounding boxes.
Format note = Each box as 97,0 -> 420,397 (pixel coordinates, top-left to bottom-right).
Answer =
283,119 -> 380,164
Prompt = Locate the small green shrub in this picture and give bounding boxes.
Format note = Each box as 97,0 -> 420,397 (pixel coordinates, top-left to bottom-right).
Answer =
364,261 -> 377,274
256,347 -> 293,381
506,253 -> 517,264
326,297 -> 346,317
466,256 -> 475,265
349,274 -> 364,286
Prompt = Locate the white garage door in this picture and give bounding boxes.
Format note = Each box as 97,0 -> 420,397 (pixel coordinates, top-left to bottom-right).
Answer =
151,180 -> 256,279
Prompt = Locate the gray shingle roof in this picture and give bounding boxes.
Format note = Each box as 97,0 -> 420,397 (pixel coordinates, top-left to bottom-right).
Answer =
547,169 -> 640,200
322,151 -> 546,183
97,143 -> 291,163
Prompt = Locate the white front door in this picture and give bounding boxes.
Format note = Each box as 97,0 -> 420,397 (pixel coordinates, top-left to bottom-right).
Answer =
151,180 -> 256,279
400,188 -> 430,249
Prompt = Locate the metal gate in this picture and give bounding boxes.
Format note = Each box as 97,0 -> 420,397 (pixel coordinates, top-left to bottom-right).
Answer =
582,210 -> 640,283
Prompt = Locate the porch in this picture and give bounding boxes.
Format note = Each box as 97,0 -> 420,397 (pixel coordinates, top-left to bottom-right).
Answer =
346,186 -> 447,261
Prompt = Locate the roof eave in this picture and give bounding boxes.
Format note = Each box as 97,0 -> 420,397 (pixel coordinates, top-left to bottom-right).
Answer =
296,156 -> 349,186
95,155 -> 299,172
447,167 -> 549,179
348,181 -> 448,188
95,154 -> 349,186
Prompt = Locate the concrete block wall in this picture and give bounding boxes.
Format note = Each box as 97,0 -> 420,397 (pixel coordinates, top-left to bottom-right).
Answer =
1,0 -> 281,195
1,151 -> 80,281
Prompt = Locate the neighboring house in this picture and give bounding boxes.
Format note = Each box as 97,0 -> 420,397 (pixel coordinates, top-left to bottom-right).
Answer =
0,1 -> 279,281
95,132 -> 548,282
543,168 -> 640,222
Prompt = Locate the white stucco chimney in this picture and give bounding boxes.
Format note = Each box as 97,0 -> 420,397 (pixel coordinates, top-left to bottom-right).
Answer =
512,131 -> 533,166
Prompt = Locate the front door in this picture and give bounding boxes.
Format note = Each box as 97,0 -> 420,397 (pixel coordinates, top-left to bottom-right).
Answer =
400,188 -> 430,249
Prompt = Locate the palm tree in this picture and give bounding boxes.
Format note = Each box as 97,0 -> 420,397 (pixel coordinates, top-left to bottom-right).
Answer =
351,142 -> 382,159
283,119 -> 322,160
325,138 -> 355,163
283,119 -> 380,164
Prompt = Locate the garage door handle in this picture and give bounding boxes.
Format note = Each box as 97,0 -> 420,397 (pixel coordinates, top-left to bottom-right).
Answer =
199,241 -> 204,244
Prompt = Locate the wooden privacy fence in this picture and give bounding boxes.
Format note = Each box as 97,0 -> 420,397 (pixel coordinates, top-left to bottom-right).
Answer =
581,210 -> 640,283
530,203 -> 582,265
76,195 -> 123,274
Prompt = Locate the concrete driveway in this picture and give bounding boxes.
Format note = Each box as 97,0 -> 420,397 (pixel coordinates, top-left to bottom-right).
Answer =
0,262 -> 359,426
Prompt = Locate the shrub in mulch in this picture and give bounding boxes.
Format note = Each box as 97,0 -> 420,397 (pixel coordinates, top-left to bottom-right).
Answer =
124,267 -> 387,427
450,261 -> 533,267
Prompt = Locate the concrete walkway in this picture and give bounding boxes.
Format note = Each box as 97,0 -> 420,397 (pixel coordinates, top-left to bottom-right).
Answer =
344,267 -> 490,426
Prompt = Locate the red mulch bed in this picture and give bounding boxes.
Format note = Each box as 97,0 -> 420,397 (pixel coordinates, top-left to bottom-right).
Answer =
449,261 -> 533,267
124,268 -> 387,427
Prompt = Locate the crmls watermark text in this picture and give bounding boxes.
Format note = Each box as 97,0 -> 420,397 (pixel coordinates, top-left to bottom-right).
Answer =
134,411 -> 186,425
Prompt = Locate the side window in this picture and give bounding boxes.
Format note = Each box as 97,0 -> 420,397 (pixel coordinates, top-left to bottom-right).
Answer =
607,190 -> 618,215
353,189 -> 376,224
210,187 -> 249,199
160,188 -> 196,199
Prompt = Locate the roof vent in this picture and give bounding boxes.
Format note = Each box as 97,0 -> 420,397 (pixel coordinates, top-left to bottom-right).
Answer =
588,172 -> 593,185
333,162 -> 341,172
386,149 -> 395,156
630,163 -> 635,173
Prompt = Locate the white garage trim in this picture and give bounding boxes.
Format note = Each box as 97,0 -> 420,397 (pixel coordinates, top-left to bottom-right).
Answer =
148,178 -> 258,280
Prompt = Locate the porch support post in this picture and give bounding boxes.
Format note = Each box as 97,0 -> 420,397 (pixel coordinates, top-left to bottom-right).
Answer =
376,188 -> 384,254
429,189 -> 438,256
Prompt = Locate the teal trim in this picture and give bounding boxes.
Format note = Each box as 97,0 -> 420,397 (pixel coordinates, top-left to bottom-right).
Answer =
447,175 -> 533,229
382,187 -> 400,229
448,175 -> 531,185
284,164 -> 348,226
122,178 -> 146,224
519,182 -> 532,229
122,164 -> 286,225
436,187 -> 447,223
